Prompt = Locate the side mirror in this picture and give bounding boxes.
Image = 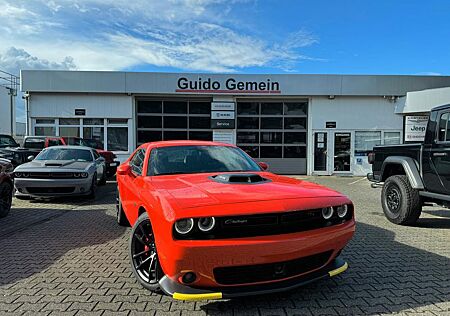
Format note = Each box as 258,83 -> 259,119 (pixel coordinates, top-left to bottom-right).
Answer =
258,162 -> 269,171
97,156 -> 106,162
27,155 -> 35,161
117,163 -> 131,175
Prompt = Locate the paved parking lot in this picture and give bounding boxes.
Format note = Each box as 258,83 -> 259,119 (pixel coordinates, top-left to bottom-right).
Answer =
0,176 -> 449,316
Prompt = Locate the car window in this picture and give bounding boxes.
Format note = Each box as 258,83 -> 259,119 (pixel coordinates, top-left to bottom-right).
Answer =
48,139 -> 63,147
93,150 -> 100,160
149,145 -> 261,176
0,135 -> 18,146
130,149 -> 146,176
36,148 -> 94,162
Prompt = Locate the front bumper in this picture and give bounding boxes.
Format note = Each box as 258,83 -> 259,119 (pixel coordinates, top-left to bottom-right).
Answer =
14,177 -> 92,197
160,257 -> 348,300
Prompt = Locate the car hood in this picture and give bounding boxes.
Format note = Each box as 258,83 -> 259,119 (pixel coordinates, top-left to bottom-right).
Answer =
15,160 -> 92,171
149,172 -> 345,209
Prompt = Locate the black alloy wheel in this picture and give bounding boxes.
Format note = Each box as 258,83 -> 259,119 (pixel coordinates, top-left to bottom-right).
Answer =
381,175 -> 422,225
0,182 -> 13,218
130,212 -> 162,291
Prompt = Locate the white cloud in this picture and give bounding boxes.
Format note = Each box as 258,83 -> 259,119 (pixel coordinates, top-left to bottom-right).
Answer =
0,0 -> 321,73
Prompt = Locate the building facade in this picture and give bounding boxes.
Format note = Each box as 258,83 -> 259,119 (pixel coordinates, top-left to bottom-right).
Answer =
21,71 -> 450,175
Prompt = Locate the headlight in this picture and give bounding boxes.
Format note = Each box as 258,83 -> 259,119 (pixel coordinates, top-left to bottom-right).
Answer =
81,172 -> 89,178
198,217 -> 215,232
336,205 -> 348,218
15,172 -> 22,178
22,172 -> 29,178
321,206 -> 334,220
73,173 -> 81,178
174,218 -> 194,235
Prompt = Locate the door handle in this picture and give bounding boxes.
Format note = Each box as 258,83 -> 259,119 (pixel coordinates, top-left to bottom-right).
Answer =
433,152 -> 448,157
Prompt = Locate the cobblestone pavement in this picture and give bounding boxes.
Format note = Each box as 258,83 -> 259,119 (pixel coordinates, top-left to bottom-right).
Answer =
0,176 -> 449,316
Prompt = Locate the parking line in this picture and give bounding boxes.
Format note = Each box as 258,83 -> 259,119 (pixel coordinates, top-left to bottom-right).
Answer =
348,178 -> 366,185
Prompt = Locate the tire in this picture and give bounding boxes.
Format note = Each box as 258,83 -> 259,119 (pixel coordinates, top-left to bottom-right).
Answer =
381,175 -> 422,225
116,188 -> 130,227
129,212 -> 163,292
98,168 -> 107,186
87,174 -> 97,199
0,182 -> 13,218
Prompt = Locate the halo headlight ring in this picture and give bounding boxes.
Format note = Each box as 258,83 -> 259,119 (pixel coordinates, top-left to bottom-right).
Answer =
174,218 -> 194,235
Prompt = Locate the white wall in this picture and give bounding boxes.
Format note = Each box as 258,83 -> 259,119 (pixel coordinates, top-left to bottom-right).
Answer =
0,87 -> 13,135
309,96 -> 403,176
30,94 -> 133,118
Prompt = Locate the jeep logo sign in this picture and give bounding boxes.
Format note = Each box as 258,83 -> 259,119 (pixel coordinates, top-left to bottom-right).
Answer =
405,115 -> 429,142
176,77 -> 281,94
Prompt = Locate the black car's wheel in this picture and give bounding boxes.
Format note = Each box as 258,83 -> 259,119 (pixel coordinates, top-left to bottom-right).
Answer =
116,188 -> 130,227
129,212 -> 163,292
381,175 -> 422,225
98,168 -> 107,186
0,182 -> 13,218
87,174 -> 97,199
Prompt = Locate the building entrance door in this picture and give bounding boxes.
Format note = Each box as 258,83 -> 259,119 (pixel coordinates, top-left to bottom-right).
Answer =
313,131 -> 330,175
333,132 -> 352,173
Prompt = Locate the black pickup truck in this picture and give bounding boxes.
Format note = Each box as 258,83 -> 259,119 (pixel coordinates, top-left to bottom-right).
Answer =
368,104 -> 450,225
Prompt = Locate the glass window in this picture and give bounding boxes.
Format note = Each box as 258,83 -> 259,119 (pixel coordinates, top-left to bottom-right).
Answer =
138,116 -> 162,128
149,145 -> 261,176
36,148 -> 93,162
164,101 -> 187,114
164,116 -> 187,128
261,118 -> 282,129
83,118 -> 103,125
189,102 -> 210,114
355,131 -> 381,155
384,132 -> 401,145
237,132 -> 259,144
138,101 -> 162,113
438,113 -> 448,141
108,119 -> 128,125
35,126 -> 55,136
47,139 -> 63,147
108,127 -> 128,151
24,137 -> 45,149
59,118 -> 80,125
284,146 -> 306,158
189,116 -> 210,129
189,131 -> 212,141
35,119 -> 55,124
261,132 -> 282,143
59,127 -> 80,137
237,117 -> 259,129
130,149 -> 146,175
260,146 -> 282,158
138,131 -> 162,143
261,103 -> 283,115
163,131 -> 187,140
284,102 -> 307,115
239,146 -> 259,158
83,127 -> 104,145
284,132 -> 306,144
237,102 -> 259,115
284,118 -> 306,129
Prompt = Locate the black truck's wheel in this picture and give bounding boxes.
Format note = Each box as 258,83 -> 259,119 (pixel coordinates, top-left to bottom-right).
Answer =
381,175 -> 422,225
129,212 -> 163,292
116,189 -> 130,227
0,182 -> 13,218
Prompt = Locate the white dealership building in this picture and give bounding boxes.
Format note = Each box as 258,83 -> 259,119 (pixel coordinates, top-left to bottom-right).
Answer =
20,70 -> 450,175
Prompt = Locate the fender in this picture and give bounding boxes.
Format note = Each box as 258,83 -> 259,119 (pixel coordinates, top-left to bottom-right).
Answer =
381,156 -> 424,190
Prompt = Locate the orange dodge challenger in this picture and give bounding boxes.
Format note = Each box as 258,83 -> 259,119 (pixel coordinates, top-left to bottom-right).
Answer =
116,141 -> 355,300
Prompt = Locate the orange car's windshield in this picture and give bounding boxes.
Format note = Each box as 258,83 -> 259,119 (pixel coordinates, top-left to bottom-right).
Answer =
148,145 -> 261,176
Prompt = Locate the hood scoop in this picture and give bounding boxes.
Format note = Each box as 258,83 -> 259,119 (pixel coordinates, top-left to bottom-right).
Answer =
210,173 -> 270,184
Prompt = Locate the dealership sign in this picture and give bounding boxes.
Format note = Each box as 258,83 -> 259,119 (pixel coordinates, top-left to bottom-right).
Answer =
176,77 -> 281,94
404,115 -> 429,142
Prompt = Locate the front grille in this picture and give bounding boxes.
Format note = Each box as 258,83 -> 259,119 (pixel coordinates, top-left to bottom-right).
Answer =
26,187 -> 75,194
214,250 -> 333,285
26,172 -> 75,179
174,206 -> 353,240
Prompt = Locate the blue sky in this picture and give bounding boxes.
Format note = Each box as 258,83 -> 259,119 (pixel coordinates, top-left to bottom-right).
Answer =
0,0 -> 449,120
